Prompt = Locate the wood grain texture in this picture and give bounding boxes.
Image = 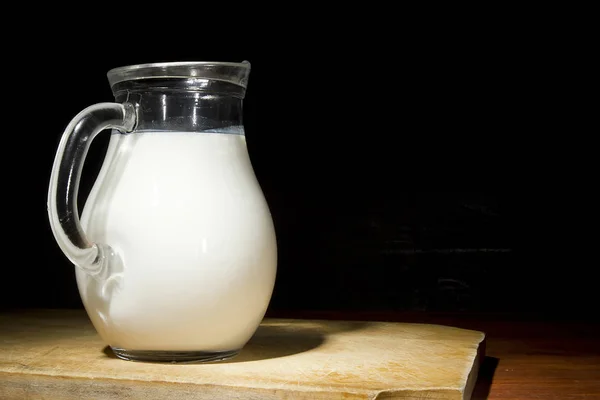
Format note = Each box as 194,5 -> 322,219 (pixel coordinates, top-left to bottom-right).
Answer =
0,310 -> 484,400
266,311 -> 600,400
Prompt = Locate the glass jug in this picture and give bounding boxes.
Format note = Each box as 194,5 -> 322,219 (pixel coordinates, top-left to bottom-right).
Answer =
47,61 -> 277,363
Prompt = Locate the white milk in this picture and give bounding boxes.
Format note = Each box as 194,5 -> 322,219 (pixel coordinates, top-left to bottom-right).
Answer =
78,131 -> 277,352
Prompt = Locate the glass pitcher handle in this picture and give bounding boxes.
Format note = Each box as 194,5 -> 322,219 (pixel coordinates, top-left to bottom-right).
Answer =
47,102 -> 136,275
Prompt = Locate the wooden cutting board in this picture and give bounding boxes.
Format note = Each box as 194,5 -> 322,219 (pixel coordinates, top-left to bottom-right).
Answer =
0,310 -> 485,400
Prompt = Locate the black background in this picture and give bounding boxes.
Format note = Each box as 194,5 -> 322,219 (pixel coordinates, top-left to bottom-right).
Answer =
3,20 -> 591,321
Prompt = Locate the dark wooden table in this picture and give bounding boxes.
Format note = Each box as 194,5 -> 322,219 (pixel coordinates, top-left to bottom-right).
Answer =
266,310 -> 600,399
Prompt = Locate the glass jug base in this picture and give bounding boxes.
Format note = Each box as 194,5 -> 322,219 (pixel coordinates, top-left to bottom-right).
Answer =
111,347 -> 241,363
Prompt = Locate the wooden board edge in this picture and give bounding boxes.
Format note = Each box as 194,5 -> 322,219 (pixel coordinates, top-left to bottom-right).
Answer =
372,388 -> 463,399
0,372 -> 373,400
463,334 -> 486,400
372,331 -> 486,400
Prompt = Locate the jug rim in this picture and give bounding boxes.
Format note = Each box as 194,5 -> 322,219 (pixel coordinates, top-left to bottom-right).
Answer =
107,61 -> 251,89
